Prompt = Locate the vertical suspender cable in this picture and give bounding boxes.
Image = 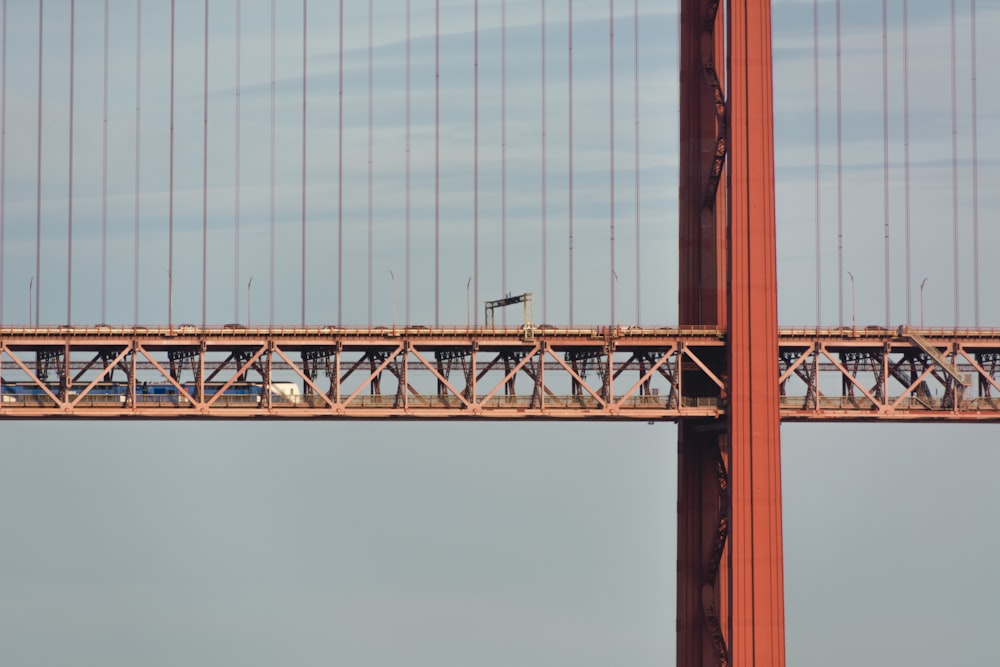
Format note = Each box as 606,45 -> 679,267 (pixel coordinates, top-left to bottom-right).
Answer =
474,0 -> 479,325
568,0 -> 574,326
970,0 -> 979,326
134,0 -> 141,324
813,0 -> 821,325
169,0 -> 175,328
35,0 -> 43,326
434,0 -> 440,325
501,0 -> 507,315
202,0 -> 209,327
403,0 -> 413,322
881,0 -> 889,327
633,0 -> 640,324
903,0 -> 911,324
949,0 -> 958,327
541,0 -> 547,323
0,0 -> 5,324
609,0 -> 615,326
269,0 -> 276,326
367,1 -> 373,326
235,0 -> 241,323
67,0 -> 74,325
301,0 -> 308,326
102,0 -> 109,323
337,0 -> 343,325
835,0 -> 843,328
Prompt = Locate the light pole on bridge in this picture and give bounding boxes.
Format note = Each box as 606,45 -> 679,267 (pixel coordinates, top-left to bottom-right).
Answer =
389,270 -> 396,332
466,276 -> 472,328
247,276 -> 254,328
848,271 -> 856,333
920,277 -> 929,328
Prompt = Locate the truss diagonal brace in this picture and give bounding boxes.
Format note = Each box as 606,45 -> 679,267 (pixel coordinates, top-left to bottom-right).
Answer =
409,347 -> 474,410
137,345 -> 202,410
612,345 -> 678,409
1,343 -> 65,408
69,346 -> 133,408
204,345 -> 269,408
479,344 -> 542,405
547,347 -> 608,408
272,346 -> 339,410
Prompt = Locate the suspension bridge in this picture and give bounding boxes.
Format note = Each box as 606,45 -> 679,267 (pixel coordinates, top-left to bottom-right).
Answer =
0,1 -> 996,665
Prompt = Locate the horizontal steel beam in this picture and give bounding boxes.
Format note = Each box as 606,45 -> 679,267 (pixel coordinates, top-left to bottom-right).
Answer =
1,325 -> 999,421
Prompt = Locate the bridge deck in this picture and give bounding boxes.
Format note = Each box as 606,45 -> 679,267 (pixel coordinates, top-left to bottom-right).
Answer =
1,325 -> 998,421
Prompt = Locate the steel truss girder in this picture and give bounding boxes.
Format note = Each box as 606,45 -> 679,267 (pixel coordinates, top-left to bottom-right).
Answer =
4,327 -> 1000,420
776,331 -> 1000,420
0,327 -> 724,419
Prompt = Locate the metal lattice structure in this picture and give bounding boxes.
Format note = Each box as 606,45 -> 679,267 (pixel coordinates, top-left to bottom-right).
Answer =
3,326 -> 1000,422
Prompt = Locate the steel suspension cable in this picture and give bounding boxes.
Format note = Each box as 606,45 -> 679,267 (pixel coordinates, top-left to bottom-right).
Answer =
269,0 -> 276,326
337,0 -> 343,325
0,0 -> 5,324
202,0 -> 209,327
568,0 -> 574,326
434,0 -> 440,325
102,0 -> 108,323
367,2 -> 373,326
882,0 -> 889,327
609,0 -> 615,327
813,0 -> 821,325
903,0 -> 911,324
501,0 -> 507,316
235,0 -> 241,324
67,0 -> 74,325
633,0 -> 640,325
169,0 -> 175,328
541,0 -> 547,323
950,0 -> 958,327
35,0 -> 42,326
134,0 -> 141,325
301,0 -> 308,326
405,0 -> 411,325
474,0 -> 479,325
970,0 -> 980,326
835,0 -> 843,328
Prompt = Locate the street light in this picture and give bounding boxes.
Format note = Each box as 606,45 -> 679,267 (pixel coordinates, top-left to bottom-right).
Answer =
28,277 -> 34,327
612,270 -> 619,329
920,277 -> 928,328
247,276 -> 254,327
847,271 -> 856,333
466,276 -> 472,329
389,270 -> 396,331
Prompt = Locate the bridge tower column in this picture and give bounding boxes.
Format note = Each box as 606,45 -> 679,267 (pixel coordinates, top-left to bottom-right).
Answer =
678,0 -> 785,665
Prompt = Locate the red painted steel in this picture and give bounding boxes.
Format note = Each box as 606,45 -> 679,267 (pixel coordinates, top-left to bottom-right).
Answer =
3,326 -> 997,422
678,1 -> 730,665
679,0 -> 787,663
727,0 -> 786,664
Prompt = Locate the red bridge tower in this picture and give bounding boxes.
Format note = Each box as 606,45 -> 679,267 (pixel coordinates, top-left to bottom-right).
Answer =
678,1 -> 785,665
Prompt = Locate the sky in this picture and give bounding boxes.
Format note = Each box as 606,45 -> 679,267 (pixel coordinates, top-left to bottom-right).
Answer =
1,1 -> 999,665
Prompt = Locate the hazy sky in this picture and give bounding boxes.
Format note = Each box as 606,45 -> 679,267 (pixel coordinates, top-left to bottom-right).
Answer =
1,1 -> 998,665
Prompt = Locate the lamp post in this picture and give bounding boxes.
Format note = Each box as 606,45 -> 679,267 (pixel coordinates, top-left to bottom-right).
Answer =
28,277 -> 34,327
389,270 -> 396,331
612,270 -> 619,329
920,277 -> 928,328
247,276 -> 254,328
466,276 -> 472,328
847,271 -> 856,333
